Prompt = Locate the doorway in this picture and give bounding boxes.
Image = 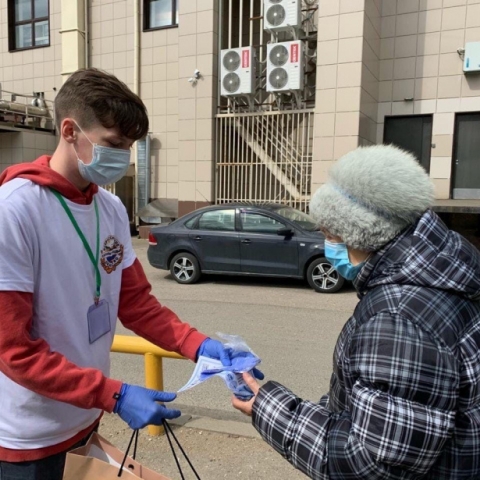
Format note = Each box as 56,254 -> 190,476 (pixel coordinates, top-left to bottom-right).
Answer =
452,113 -> 480,200
384,115 -> 433,173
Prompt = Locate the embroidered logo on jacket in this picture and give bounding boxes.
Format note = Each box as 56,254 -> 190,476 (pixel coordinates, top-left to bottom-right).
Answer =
101,235 -> 124,274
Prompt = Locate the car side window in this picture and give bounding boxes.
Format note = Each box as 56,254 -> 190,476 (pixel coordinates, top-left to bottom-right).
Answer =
198,210 -> 235,231
240,212 -> 285,234
185,216 -> 199,229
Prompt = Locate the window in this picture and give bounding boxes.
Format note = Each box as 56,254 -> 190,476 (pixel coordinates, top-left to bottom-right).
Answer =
276,207 -> 316,231
240,212 -> 285,234
144,0 -> 178,31
184,215 -> 199,229
198,210 -> 235,231
8,0 -> 50,51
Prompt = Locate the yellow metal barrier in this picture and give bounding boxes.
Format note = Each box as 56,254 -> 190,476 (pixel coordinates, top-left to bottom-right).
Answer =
111,335 -> 186,436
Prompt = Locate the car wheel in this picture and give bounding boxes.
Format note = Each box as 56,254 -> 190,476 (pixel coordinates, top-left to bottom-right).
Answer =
307,257 -> 345,293
170,253 -> 201,285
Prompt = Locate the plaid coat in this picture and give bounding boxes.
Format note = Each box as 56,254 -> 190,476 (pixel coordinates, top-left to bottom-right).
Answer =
252,210 -> 480,479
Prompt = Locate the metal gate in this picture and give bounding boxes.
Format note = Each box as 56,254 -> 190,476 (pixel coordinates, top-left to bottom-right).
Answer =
215,110 -> 314,212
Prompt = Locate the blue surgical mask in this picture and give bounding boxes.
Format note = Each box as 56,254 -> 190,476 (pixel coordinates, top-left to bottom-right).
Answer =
74,121 -> 131,186
324,240 -> 365,281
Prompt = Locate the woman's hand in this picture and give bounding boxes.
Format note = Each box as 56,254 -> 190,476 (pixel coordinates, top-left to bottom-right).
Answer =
231,372 -> 260,417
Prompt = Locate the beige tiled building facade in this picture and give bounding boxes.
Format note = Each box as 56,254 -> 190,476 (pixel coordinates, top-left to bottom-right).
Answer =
1,0 -> 480,220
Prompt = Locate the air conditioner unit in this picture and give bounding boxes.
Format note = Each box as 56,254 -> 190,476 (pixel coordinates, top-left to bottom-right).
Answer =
266,41 -> 304,92
464,42 -> 480,73
264,0 -> 301,32
220,47 -> 256,97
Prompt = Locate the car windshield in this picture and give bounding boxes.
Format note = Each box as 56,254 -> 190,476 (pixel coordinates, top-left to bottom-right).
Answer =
276,207 -> 317,231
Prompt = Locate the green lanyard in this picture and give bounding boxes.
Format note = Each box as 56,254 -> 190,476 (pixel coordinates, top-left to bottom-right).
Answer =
50,189 -> 102,304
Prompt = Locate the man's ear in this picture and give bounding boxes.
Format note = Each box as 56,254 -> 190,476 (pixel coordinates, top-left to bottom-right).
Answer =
60,118 -> 77,144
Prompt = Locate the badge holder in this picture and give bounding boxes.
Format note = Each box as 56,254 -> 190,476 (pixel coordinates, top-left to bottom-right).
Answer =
87,299 -> 111,344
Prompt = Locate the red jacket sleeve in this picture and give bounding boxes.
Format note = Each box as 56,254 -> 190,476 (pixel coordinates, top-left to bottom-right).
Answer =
0,291 -> 122,412
118,259 -> 207,361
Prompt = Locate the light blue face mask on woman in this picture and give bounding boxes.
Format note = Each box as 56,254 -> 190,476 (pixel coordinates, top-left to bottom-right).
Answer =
74,121 -> 131,186
324,240 -> 365,281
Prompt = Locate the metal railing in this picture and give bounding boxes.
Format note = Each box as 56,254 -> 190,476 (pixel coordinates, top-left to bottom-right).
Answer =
111,335 -> 186,436
215,110 -> 314,212
0,85 -> 55,133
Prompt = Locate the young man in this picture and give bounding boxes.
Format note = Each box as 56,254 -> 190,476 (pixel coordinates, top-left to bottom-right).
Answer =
233,145 -> 480,479
0,68 -> 256,480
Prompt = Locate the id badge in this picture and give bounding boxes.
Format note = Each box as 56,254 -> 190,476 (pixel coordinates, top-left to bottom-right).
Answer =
87,300 -> 111,344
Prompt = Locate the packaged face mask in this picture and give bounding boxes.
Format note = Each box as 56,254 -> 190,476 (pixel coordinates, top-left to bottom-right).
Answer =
178,334 -> 261,400
178,356 -> 259,401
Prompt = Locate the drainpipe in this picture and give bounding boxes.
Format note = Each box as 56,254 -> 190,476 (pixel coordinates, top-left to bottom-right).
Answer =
84,0 -> 89,67
133,0 -> 140,96
218,0 -> 223,108
133,0 -> 141,227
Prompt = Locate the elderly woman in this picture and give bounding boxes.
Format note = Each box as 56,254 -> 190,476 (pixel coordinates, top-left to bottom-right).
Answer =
233,145 -> 480,479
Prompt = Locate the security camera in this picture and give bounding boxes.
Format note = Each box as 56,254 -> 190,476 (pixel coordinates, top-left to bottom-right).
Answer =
194,69 -> 201,79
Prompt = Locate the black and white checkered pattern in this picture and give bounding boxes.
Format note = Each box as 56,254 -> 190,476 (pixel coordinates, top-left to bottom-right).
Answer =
252,210 -> 480,479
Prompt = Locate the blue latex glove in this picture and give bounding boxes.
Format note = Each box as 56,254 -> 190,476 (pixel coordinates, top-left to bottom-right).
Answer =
113,384 -> 181,430
197,338 -> 233,366
197,339 -> 265,380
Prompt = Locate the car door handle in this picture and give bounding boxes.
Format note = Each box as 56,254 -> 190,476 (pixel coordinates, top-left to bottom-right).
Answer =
241,239 -> 251,244
194,236 -> 202,241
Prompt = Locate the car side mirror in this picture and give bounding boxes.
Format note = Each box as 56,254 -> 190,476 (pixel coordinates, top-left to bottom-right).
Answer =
277,227 -> 294,237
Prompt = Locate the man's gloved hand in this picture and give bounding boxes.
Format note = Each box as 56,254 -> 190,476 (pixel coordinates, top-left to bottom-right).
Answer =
197,338 -> 232,366
197,338 -> 265,380
113,384 -> 181,430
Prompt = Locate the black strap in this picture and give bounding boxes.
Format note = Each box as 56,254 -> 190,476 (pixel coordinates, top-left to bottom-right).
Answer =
118,430 -> 139,477
118,426 -> 201,480
163,420 -> 201,480
163,422 -> 185,480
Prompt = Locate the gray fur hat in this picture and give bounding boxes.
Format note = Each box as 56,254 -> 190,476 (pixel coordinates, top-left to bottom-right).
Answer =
309,145 -> 435,251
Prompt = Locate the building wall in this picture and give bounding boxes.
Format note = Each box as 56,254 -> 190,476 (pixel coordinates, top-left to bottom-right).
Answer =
89,0 -> 180,204
311,0 -> 480,200
0,132 -> 58,170
0,0 -> 62,167
359,0 -> 381,147
2,0 -> 480,205
377,0 -> 480,199
312,0 -> 371,191
88,0 -> 219,215
1,0 -> 220,214
177,0 -> 219,216
0,0 -> 63,103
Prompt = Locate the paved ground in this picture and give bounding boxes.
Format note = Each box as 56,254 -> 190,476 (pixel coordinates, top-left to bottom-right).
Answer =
100,414 -> 307,480
100,237 -> 360,479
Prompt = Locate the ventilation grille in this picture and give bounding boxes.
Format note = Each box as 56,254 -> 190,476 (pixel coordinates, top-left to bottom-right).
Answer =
266,5 -> 286,27
223,73 -> 241,93
269,68 -> 289,90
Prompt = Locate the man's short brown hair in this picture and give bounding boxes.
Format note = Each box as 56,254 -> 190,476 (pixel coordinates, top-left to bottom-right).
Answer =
55,68 -> 149,141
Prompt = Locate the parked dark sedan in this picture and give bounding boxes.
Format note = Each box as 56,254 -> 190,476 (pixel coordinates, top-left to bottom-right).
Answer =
147,203 -> 345,293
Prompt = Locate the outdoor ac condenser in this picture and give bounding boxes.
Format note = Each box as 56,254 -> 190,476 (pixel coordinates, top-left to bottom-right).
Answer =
266,40 -> 304,92
464,42 -> 480,73
220,47 -> 256,97
263,0 -> 301,32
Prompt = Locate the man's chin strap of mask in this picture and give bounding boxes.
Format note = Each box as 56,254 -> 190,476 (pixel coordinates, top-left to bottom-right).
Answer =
73,120 -> 131,186
324,240 -> 366,281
